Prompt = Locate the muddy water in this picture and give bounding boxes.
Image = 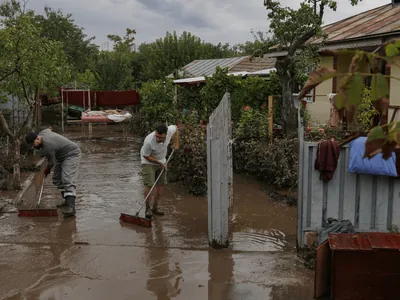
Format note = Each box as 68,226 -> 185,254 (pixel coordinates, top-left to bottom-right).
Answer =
0,127 -> 314,300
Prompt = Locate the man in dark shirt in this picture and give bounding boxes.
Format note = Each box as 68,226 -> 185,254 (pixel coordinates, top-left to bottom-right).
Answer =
25,128 -> 81,218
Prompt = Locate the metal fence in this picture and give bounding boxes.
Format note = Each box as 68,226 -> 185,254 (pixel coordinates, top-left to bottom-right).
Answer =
207,92 -> 232,248
297,140 -> 400,248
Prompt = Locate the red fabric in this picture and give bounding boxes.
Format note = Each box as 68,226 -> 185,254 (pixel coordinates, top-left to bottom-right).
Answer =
62,91 -> 95,108
315,140 -> 341,182
60,90 -> 140,108
96,90 -> 140,108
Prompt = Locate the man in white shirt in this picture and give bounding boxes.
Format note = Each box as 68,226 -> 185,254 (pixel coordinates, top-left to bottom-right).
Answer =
140,123 -> 179,219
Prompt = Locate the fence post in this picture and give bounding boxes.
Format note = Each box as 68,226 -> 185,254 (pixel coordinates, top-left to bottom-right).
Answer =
268,95 -> 273,136
296,97 -> 304,250
208,92 -> 231,248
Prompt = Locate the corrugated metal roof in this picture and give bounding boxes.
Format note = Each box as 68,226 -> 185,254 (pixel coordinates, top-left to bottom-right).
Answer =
270,3 -> 400,51
229,56 -> 276,73
313,3 -> 400,44
328,233 -> 400,251
178,56 -> 247,78
172,67 -> 276,85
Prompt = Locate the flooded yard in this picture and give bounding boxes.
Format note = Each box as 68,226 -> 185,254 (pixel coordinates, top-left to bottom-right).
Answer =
0,127 -> 314,300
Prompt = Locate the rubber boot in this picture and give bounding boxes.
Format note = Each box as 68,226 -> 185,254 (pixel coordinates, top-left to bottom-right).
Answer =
152,204 -> 165,216
62,196 -> 76,218
145,203 -> 153,219
57,191 -> 68,208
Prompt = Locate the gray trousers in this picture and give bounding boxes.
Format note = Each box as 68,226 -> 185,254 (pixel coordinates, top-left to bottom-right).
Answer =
52,149 -> 81,197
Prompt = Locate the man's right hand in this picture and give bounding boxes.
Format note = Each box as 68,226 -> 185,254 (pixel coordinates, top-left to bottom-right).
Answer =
159,163 -> 168,171
44,167 -> 51,177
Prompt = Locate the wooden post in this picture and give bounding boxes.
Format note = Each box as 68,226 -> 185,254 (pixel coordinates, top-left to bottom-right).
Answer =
268,95 -> 274,136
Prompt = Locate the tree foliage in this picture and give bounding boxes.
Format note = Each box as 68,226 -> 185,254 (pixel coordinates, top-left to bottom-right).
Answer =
138,31 -> 237,81
138,80 -> 179,135
232,31 -> 276,56
34,6 -> 98,74
90,51 -> 134,91
263,0 -> 361,134
0,0 -> 70,187
0,0 -> 70,111
107,28 -> 136,52
198,67 -> 280,121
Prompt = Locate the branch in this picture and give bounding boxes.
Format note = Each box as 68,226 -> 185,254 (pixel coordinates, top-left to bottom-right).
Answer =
19,75 -> 33,107
0,68 -> 17,83
16,105 -> 34,138
287,28 -> 316,58
0,110 -> 15,139
318,0 -> 324,22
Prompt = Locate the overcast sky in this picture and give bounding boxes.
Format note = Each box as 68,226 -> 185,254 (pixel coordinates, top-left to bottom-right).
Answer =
26,0 -> 390,50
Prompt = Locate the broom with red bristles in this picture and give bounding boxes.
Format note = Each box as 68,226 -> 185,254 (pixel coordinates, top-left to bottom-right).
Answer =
18,173 -> 58,217
120,150 -> 174,227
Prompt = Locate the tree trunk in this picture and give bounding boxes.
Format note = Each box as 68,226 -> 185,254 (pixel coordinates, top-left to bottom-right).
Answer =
12,138 -> 21,189
280,75 -> 298,134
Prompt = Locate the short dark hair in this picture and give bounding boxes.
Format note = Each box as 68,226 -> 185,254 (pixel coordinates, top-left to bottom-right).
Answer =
155,123 -> 168,135
25,132 -> 38,144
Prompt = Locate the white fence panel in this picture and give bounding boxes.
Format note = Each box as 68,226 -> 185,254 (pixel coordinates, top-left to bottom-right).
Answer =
207,92 -> 232,248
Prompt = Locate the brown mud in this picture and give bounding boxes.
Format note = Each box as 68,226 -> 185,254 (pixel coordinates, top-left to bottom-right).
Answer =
0,126 -> 314,300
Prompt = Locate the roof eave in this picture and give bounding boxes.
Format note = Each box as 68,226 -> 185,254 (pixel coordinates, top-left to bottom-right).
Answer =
264,32 -> 400,58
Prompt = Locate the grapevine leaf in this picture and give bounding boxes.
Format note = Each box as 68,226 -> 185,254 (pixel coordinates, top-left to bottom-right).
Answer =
385,43 -> 400,58
364,126 -> 386,159
371,73 -> 389,102
298,67 -> 337,100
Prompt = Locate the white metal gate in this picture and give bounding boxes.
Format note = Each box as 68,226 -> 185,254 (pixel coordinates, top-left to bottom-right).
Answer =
207,92 -> 232,248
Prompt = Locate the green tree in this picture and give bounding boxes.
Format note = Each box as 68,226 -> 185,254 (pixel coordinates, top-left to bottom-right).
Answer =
264,0 -> 361,133
233,31 -> 275,56
107,28 -> 137,52
139,80 -> 179,134
91,51 -> 134,91
34,6 -> 98,74
0,0 -> 70,187
138,31 -> 236,81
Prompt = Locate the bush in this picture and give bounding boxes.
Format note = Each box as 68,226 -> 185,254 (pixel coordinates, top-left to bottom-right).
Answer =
198,67 -> 281,122
356,87 -> 378,131
234,137 -> 299,188
233,107 -> 298,188
169,124 -> 207,196
304,125 -> 354,142
235,106 -> 269,139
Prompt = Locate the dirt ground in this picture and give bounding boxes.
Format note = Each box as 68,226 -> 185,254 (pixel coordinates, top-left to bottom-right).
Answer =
0,126 -> 314,300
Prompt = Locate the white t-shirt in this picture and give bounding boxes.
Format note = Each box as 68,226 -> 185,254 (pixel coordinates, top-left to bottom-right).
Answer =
140,125 -> 177,165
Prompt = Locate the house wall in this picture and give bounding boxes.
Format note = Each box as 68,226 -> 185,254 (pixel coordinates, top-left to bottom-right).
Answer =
308,56 -> 333,124
308,53 -> 371,125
